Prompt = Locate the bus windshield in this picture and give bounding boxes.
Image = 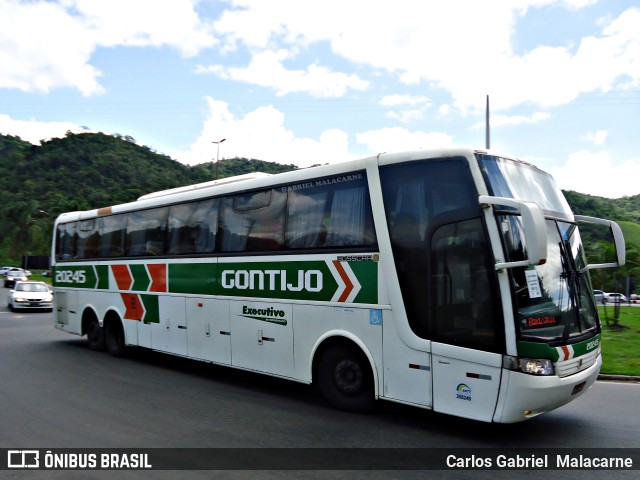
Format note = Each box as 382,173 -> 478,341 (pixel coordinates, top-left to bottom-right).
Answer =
478,154 -> 599,343
478,154 -> 573,218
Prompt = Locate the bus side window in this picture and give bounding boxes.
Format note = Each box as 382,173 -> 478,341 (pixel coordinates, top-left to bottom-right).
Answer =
286,190 -> 330,249
391,212 -> 420,245
97,214 -> 126,257
285,173 -> 376,250
219,189 -> 286,253
325,186 -> 374,247
125,207 -> 168,256
76,219 -> 98,259
167,199 -> 218,254
56,222 -> 77,261
381,157 -> 497,343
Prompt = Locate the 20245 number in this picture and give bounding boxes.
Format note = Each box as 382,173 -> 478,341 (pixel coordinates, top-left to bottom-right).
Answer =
55,270 -> 87,284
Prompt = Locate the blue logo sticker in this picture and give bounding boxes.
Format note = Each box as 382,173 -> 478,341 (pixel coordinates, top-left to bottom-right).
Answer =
369,309 -> 382,326
456,383 -> 472,401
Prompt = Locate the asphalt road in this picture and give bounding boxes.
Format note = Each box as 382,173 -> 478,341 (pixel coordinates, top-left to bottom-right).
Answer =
1,300 -> 638,480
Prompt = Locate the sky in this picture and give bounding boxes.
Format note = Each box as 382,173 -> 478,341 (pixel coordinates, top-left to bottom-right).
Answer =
1,0 -> 640,198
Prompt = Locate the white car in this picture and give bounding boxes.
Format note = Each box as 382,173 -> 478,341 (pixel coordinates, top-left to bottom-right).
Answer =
7,281 -> 53,312
593,290 -> 605,304
0,266 -> 14,276
604,292 -> 627,304
4,267 -> 32,276
4,270 -> 28,288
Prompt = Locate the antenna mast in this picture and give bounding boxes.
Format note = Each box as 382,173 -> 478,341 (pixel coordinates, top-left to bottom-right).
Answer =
485,94 -> 490,149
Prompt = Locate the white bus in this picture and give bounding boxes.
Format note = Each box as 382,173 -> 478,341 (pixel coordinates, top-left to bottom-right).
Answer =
51,148 -> 625,423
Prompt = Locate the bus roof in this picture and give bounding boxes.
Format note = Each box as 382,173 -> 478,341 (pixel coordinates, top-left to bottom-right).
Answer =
137,172 -> 273,201
54,147 -> 504,224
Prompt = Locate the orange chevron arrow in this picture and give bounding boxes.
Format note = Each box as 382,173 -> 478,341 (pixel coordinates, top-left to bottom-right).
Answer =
112,264 -> 132,290
121,293 -> 144,321
332,260 -> 354,302
147,264 -> 167,292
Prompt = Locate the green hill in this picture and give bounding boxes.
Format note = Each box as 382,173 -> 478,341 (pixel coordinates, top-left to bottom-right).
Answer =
618,221 -> 640,246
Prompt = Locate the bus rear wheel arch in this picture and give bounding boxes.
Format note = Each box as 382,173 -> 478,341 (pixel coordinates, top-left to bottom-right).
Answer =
104,312 -> 127,357
315,340 -> 376,413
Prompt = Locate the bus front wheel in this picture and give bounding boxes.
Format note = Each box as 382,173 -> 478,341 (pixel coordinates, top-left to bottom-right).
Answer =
105,317 -> 127,357
317,343 -> 375,413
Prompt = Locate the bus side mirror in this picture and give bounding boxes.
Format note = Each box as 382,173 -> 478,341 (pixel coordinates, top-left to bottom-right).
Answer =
574,215 -> 626,269
478,195 -> 547,270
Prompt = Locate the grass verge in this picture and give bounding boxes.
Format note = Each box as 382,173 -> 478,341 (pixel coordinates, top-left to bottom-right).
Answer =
599,306 -> 640,376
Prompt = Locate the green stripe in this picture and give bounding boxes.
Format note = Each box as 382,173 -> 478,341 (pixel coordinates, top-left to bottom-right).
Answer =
54,259 -> 379,305
130,264 -> 150,291
517,341 -> 560,361
96,265 -> 109,289
140,294 -> 159,324
169,263 -> 217,295
517,333 -> 602,362
349,261 -> 378,303
571,333 -> 602,357
218,261 -> 337,302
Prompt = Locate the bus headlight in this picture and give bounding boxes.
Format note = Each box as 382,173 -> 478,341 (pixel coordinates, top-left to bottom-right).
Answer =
518,358 -> 554,376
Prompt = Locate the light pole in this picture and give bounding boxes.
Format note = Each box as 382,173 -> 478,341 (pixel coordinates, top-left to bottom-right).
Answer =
25,209 -> 50,272
212,138 -> 226,180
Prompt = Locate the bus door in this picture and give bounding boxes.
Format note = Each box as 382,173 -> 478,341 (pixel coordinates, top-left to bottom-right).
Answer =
380,157 -> 504,421
431,345 -> 502,421
428,218 -> 503,421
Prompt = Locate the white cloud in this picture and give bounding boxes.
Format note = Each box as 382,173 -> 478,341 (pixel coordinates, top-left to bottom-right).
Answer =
380,95 -> 431,123
213,2 -> 640,112
172,97 -> 455,167
0,113 -> 88,143
0,0 -> 214,95
0,0 -> 103,95
581,129 -> 608,146
356,127 -> 454,154
380,94 -> 432,123
197,49 -> 368,97
71,0 -> 214,56
214,1 -> 517,104
551,150 -> 640,198
171,97 -> 354,167
4,0 -> 636,111
438,104 -> 452,116
473,112 -> 551,129
561,0 -> 598,10
386,109 -> 426,123
380,95 -> 430,107
428,7 -> 640,111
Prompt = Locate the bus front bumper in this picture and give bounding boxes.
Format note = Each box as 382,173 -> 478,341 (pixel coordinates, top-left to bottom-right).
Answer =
493,353 -> 601,423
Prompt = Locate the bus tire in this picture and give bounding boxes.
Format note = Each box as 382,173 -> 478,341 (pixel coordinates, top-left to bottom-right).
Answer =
317,343 -> 375,413
86,318 -> 106,351
105,317 -> 127,357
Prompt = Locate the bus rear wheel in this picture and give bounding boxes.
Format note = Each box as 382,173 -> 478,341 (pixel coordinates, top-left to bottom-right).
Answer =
105,317 -> 127,357
317,343 -> 375,413
86,319 -> 106,351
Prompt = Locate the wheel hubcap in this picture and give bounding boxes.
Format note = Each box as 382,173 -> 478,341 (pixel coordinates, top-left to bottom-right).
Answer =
334,359 -> 363,395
